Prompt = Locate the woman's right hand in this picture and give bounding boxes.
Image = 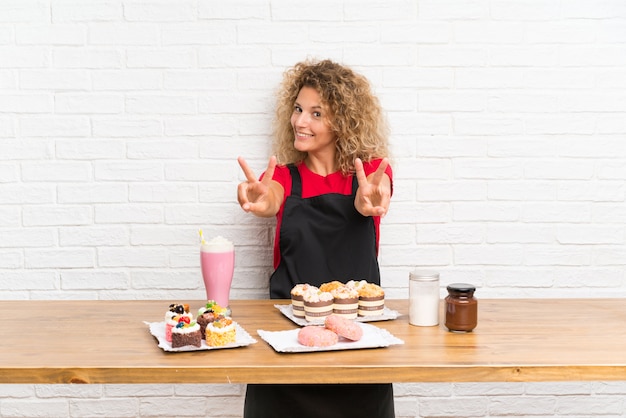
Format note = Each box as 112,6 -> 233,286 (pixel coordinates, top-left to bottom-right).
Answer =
237,156 -> 282,217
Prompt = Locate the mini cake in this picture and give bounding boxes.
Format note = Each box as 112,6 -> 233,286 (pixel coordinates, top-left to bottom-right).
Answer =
356,282 -> 385,317
205,317 -> 237,347
303,288 -> 334,323
290,284 -> 312,319
171,317 -> 201,348
331,285 -> 359,320
197,300 -> 227,338
164,303 -> 192,342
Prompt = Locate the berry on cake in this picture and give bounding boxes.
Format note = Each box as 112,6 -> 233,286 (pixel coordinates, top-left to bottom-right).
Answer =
164,303 -> 193,342
171,317 -> 202,348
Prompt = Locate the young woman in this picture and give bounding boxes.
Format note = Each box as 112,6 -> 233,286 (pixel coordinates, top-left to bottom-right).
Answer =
237,59 -> 394,418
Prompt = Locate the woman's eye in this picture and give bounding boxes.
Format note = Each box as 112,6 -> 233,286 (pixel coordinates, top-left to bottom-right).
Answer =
313,111 -> 321,118
293,105 -> 302,113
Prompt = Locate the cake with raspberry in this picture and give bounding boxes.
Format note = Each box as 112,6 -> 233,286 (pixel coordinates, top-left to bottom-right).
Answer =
171,317 -> 201,348
164,303 -> 192,342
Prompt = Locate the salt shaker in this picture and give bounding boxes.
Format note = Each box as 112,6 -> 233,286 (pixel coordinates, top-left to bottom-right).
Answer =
408,270 -> 440,326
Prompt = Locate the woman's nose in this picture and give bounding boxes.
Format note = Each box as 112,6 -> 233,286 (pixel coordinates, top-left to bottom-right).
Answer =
294,112 -> 310,126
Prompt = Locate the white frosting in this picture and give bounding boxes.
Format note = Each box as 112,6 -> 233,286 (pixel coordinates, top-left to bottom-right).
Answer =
291,283 -> 312,296
166,312 -> 192,326
346,280 -> 367,290
207,320 -> 235,334
200,235 -> 234,253
172,322 -> 200,334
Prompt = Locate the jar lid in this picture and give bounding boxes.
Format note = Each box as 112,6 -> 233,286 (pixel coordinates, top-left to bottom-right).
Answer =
446,283 -> 476,293
409,270 -> 439,281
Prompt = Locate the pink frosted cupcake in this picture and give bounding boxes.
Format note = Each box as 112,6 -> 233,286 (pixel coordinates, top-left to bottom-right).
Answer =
303,288 -> 334,323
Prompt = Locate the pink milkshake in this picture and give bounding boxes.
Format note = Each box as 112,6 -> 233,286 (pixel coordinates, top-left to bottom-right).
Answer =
200,235 -> 234,308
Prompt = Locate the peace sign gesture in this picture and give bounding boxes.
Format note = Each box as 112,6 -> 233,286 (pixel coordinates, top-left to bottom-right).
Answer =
354,157 -> 391,218
237,156 -> 283,218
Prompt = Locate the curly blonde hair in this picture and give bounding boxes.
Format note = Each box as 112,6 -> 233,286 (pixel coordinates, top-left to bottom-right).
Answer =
272,59 -> 390,175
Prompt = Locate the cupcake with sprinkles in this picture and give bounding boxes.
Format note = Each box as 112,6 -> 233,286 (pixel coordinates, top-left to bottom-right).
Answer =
355,282 -> 385,317
290,284 -> 313,319
303,287 -> 334,323
331,285 -> 359,320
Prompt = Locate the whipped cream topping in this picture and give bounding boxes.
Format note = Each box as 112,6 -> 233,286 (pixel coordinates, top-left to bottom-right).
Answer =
291,283 -> 313,296
172,321 -> 200,334
207,319 -> 235,333
201,235 -> 234,253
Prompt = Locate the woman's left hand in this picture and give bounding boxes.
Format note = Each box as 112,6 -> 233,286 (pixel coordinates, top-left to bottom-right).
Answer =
354,157 -> 391,218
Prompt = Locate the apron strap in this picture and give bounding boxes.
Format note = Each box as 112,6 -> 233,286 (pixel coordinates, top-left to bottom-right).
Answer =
288,164 -> 302,197
351,169 -> 358,194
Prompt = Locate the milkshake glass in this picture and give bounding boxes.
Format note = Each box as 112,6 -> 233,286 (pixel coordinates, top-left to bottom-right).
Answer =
200,234 -> 234,313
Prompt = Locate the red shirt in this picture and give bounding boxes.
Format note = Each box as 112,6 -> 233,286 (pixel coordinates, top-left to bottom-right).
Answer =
265,159 -> 393,269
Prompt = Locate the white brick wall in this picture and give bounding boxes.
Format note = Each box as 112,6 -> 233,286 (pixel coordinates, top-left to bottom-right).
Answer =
1,0 -> 625,416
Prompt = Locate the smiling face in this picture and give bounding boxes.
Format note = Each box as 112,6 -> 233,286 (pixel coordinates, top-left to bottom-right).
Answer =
290,86 -> 336,160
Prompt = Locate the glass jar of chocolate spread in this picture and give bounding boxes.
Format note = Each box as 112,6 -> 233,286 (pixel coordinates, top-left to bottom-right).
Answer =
444,283 -> 477,332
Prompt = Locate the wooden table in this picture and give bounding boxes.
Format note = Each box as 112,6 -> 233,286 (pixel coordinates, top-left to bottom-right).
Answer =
1,299 -> 625,384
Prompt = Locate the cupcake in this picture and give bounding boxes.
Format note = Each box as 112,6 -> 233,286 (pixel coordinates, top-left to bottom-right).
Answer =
303,288 -> 334,323
290,284 -> 312,319
171,317 -> 202,348
205,317 -> 237,347
164,303 -> 192,342
356,282 -> 385,317
331,285 -> 359,320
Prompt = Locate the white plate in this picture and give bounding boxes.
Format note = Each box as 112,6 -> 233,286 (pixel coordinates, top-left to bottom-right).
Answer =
145,321 -> 257,352
257,322 -> 404,353
275,304 -> 400,326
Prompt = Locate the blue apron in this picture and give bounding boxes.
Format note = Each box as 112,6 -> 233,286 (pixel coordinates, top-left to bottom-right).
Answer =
244,164 -> 394,418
